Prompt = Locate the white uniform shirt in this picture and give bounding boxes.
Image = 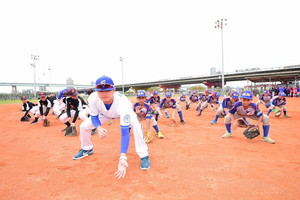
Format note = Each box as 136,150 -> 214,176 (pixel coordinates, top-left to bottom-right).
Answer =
88,91 -> 135,126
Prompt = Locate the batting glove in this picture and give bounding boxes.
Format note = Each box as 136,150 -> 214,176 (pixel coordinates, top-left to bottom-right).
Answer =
115,155 -> 128,179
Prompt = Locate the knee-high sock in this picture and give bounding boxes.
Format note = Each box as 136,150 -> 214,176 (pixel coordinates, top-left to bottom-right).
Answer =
263,125 -> 270,137
178,111 -> 183,121
225,123 -> 231,133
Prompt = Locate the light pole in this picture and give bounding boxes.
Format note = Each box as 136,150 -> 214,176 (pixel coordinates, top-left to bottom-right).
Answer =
31,54 -> 39,98
215,19 -> 227,96
48,66 -> 52,91
120,57 -> 125,94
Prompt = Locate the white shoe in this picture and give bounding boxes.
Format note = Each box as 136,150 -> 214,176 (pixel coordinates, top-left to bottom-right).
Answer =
261,137 -> 275,144
222,132 -> 232,138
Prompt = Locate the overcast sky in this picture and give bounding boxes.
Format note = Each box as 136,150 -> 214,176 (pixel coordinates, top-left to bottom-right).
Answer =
1,0 -> 299,91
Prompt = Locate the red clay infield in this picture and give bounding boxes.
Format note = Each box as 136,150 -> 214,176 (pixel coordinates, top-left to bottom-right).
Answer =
0,97 -> 299,200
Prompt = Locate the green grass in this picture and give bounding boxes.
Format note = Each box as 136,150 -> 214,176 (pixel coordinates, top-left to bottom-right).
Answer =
0,99 -> 37,105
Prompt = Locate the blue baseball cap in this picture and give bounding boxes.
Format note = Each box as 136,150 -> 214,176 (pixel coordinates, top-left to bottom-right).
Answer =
152,90 -> 159,95
212,92 -> 221,98
165,92 -> 172,97
136,90 -> 147,97
240,91 -> 253,99
94,76 -> 115,91
278,92 -> 286,97
263,90 -> 270,94
230,91 -> 239,99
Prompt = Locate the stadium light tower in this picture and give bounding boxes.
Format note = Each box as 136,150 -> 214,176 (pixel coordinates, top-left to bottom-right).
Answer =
215,19 -> 227,96
31,54 -> 39,98
120,57 -> 125,94
48,66 -> 53,91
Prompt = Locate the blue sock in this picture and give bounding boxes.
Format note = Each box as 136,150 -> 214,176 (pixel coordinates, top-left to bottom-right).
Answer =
153,125 -> 160,133
214,115 -> 219,121
225,123 -> 231,133
263,125 -> 270,137
266,109 -> 272,115
199,109 -> 203,114
178,111 -> 183,121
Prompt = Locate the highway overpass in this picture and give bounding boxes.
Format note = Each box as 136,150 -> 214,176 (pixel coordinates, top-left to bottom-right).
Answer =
1,65 -> 299,92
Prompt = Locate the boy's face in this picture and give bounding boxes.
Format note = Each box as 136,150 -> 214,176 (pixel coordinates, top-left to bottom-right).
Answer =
230,97 -> 237,103
137,96 -> 146,103
40,96 -> 47,101
22,99 -> 28,103
166,97 -> 172,101
241,98 -> 252,106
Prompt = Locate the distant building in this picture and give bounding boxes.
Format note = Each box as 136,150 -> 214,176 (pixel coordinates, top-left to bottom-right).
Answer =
210,67 -> 216,75
67,78 -> 74,86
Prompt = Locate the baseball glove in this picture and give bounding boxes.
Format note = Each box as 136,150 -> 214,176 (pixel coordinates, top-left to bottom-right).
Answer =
236,119 -> 249,128
169,119 -> 177,127
20,116 -> 30,122
144,131 -> 154,143
65,126 -> 77,136
243,125 -> 260,139
274,110 -> 281,117
43,119 -> 50,127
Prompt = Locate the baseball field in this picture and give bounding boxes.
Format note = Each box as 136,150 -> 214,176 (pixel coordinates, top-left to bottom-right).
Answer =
0,97 -> 299,200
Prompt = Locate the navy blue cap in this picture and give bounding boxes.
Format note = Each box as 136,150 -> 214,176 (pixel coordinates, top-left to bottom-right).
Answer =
94,76 -> 115,91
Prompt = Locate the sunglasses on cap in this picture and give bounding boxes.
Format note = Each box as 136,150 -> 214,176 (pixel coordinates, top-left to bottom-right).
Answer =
95,83 -> 114,90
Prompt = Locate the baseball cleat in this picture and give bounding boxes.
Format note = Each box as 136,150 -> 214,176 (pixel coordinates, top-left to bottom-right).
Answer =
261,137 -> 275,144
222,132 -> 232,138
156,132 -> 164,139
73,149 -> 94,160
140,156 -> 150,170
30,120 -> 38,125
180,120 -> 185,125
210,119 -> 217,124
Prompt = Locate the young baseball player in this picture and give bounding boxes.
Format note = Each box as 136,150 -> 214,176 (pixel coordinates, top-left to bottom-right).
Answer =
177,92 -> 188,109
222,90 -> 275,144
72,76 -> 150,179
159,92 -> 185,125
266,92 -> 289,117
186,91 -> 199,110
210,91 -> 239,124
20,96 -> 38,120
257,90 -> 272,110
133,90 -> 164,141
196,90 -> 212,111
197,92 -> 220,116
30,92 -> 52,125
59,88 -> 87,136
148,90 -> 165,121
53,88 -> 68,118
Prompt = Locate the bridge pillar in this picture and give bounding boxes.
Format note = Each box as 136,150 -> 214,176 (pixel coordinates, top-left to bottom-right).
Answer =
12,86 -> 17,93
159,84 -> 181,92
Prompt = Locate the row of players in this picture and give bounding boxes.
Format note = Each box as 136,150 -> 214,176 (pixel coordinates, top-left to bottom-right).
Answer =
19,75 -> 290,178
21,87 -> 288,144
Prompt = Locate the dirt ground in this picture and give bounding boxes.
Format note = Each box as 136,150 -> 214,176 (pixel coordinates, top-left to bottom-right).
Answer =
0,96 -> 299,200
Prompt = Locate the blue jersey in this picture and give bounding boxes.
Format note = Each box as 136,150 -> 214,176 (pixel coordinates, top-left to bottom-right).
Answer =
159,98 -> 177,109
259,94 -> 272,102
229,102 -> 263,118
198,94 -> 209,102
148,96 -> 160,104
178,95 -> 187,102
221,97 -> 235,109
133,102 -> 152,120
206,95 -> 219,104
189,94 -> 199,103
271,96 -> 286,106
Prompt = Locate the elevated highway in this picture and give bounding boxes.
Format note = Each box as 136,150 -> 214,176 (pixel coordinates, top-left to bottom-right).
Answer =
1,65 -> 299,92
